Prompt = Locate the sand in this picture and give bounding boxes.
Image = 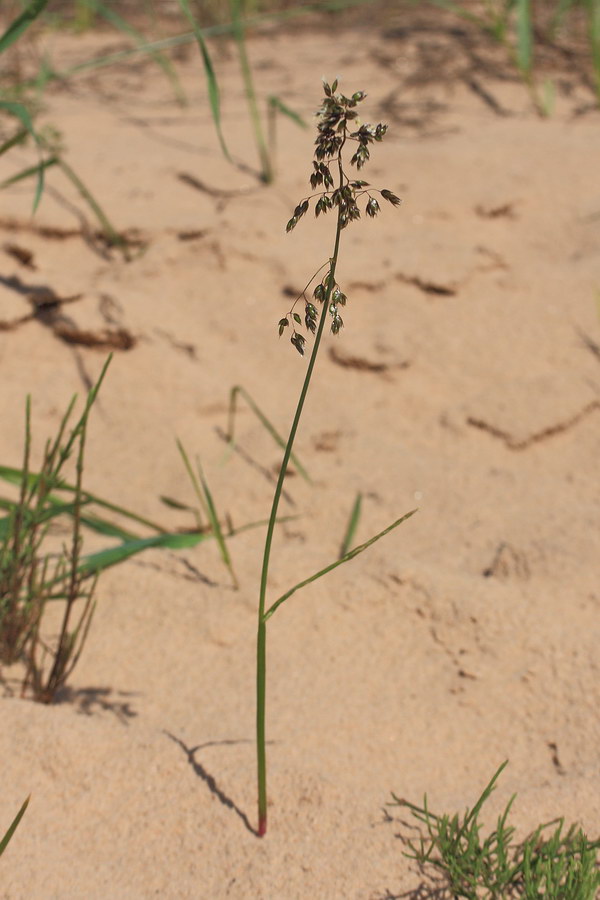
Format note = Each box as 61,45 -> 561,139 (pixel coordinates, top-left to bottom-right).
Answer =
1,6 -> 599,898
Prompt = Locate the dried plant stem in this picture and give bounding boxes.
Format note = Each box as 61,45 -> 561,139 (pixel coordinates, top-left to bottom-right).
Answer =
256,203 -> 343,838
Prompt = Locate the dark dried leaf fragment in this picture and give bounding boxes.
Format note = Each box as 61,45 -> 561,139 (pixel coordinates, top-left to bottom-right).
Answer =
54,325 -> 136,351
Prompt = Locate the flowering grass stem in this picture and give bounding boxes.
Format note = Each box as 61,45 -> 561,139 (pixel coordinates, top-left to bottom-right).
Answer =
255,81 -> 410,835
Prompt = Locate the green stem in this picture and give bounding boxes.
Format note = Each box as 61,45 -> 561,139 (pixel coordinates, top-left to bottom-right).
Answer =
256,204 -> 344,837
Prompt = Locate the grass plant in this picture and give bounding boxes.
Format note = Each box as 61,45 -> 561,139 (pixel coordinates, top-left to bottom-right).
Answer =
391,761 -> 600,898
254,80 -> 415,836
0,359 -> 110,700
0,357 -> 269,701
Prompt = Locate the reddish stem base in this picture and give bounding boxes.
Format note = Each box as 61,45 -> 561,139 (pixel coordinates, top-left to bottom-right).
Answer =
258,814 -> 267,837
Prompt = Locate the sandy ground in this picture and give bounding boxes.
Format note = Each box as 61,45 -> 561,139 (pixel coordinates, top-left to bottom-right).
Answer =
1,6 -> 600,898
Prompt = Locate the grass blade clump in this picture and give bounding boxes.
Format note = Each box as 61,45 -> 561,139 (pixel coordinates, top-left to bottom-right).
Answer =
423,0 -> 600,112
0,358 -> 110,700
391,761 -> 600,898
0,358 -> 230,701
255,80 -> 413,836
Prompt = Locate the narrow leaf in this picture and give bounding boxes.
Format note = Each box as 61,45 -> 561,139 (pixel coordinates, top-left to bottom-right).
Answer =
176,0 -> 230,160
226,385 -> 311,483
267,95 -> 308,129
0,0 -> 49,54
159,494 -> 196,512
0,155 -> 58,190
0,128 -> 28,157
196,455 -> 238,588
0,102 -> 50,210
264,508 -> 417,620
0,796 -> 30,858
78,531 -> 209,577
176,438 -> 207,528
339,492 -> 362,558
515,0 -> 533,74
0,466 -> 167,534
55,157 -> 127,255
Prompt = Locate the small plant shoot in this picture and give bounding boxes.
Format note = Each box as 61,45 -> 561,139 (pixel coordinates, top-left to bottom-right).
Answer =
392,761 -> 600,898
255,80 -> 414,837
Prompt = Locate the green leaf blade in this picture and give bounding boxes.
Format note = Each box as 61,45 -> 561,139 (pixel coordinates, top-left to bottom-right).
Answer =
176,0 -> 230,160
515,0 -> 533,75
0,796 -> 30,857
339,491 -> 362,559
264,508 -> 417,621
78,531 -> 209,577
0,0 -> 50,55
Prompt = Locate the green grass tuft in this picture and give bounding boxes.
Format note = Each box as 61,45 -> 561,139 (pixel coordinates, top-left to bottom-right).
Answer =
391,761 -> 600,899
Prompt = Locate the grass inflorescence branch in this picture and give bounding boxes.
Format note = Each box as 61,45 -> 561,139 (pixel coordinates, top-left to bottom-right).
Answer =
279,82 -> 401,357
